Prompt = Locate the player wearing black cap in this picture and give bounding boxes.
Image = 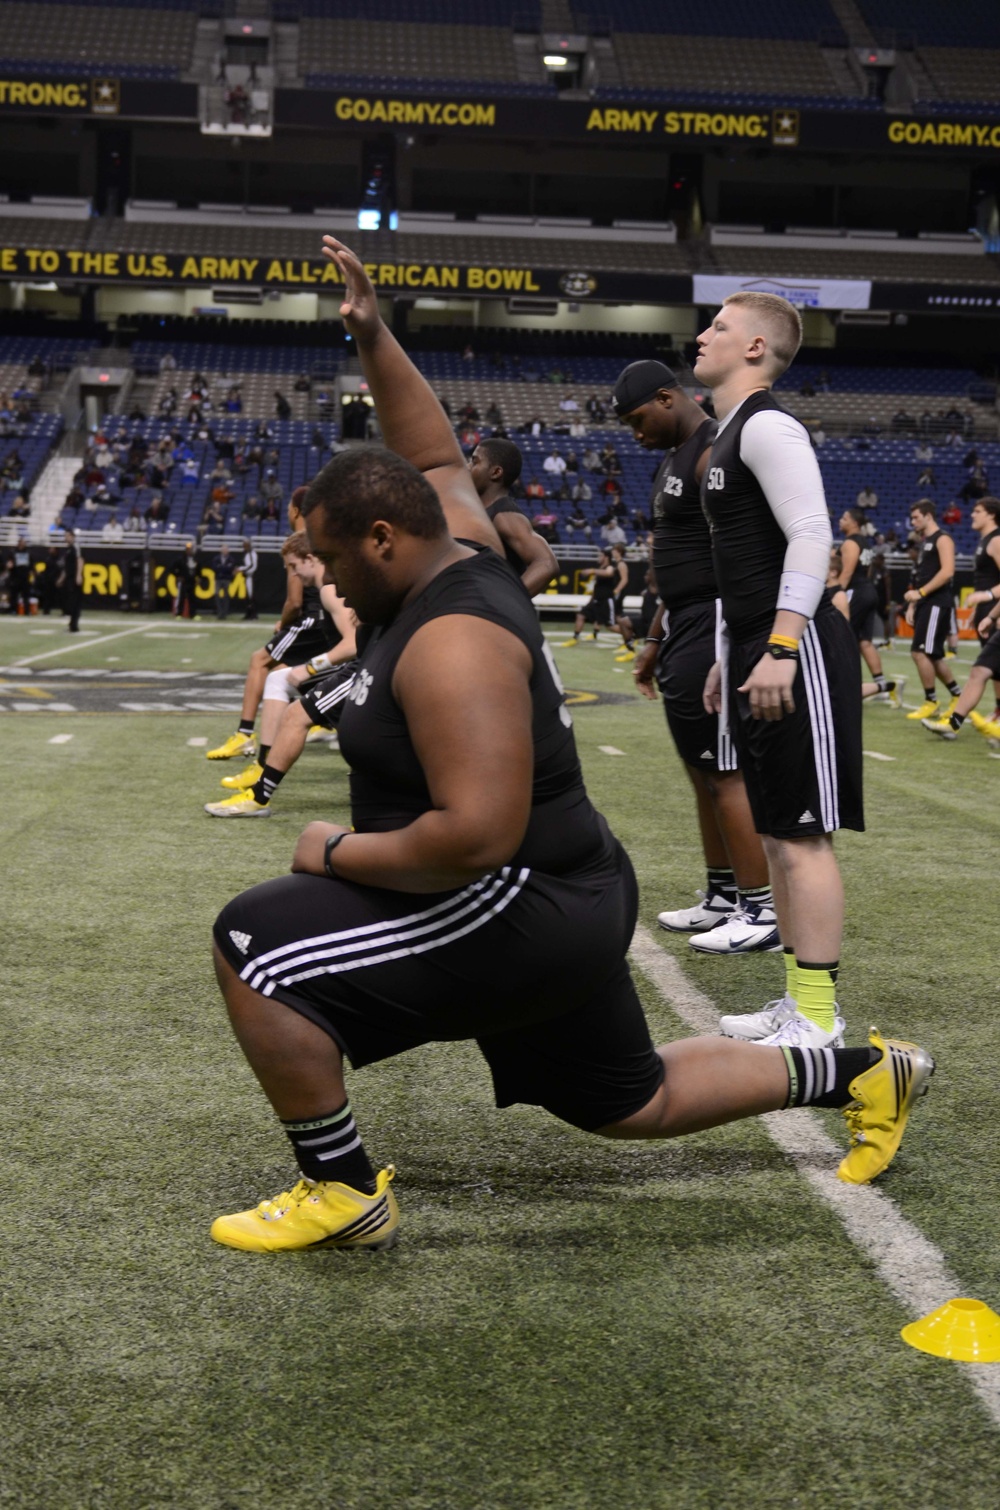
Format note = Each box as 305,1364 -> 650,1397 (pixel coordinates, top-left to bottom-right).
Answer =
612,360 -> 777,956
695,292 -> 863,1051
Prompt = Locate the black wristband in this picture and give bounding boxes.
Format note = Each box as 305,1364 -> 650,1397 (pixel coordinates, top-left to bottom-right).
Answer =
766,643 -> 799,662
324,831 -> 349,876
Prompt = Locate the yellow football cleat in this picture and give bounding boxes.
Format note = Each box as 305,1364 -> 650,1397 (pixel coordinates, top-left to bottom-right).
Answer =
204,789 -> 271,818
837,1027 -> 935,1185
305,724 -> 329,744
614,648 -> 636,662
921,717 -> 957,740
886,676 -> 905,708
906,700 -> 939,721
211,1166 -> 399,1253
944,695 -> 960,716
221,760 -> 263,791
971,710 -> 1000,739
557,638 -> 579,648
207,730 -> 256,760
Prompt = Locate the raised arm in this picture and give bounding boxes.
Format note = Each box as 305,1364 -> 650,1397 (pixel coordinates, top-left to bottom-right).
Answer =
321,236 -> 501,553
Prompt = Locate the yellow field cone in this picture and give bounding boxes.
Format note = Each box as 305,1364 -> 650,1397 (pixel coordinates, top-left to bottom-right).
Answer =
901,1299 -> 1000,1362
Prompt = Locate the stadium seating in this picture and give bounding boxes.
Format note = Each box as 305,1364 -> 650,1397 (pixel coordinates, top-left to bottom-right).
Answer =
573,0 -> 844,41
856,0 -> 1000,48
607,34 -> 851,104
0,3 -> 195,78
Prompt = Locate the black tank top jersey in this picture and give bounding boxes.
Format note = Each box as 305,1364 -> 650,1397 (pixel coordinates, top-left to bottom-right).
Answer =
485,495 -> 529,575
590,563 -> 617,602
300,582 -> 340,649
974,528 -> 1000,593
842,533 -> 874,589
338,547 -> 612,877
912,529 -> 953,601
700,390 -> 812,642
649,418 -> 717,609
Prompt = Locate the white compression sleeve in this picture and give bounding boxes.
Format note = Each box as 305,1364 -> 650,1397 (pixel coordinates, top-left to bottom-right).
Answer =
738,408 -> 831,619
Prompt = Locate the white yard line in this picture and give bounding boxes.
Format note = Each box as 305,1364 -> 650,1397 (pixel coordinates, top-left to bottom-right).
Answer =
11,624 -> 153,667
864,750 -> 897,761
628,927 -> 1000,1427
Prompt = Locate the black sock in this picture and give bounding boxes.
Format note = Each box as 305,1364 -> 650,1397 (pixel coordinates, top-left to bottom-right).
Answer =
238,719 -> 254,737
874,674 -> 887,692
949,712 -> 966,731
923,686 -> 936,701
945,680 -> 961,699
252,763 -> 286,803
782,1045 -> 879,1109
282,1101 -> 377,1192
738,882 -> 773,912
259,744 -> 270,763
706,865 -> 737,902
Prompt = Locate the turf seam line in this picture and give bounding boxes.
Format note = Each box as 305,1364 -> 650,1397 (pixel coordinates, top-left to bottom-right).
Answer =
629,926 -> 1000,1431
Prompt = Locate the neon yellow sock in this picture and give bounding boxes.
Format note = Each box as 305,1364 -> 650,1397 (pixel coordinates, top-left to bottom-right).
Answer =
783,948 -> 797,1004
795,961 -> 837,1033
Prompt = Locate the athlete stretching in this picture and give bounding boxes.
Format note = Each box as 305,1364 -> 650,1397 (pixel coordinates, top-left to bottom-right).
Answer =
614,359 -> 778,956
695,292 -> 862,1050
836,508 -> 899,705
923,496 -> 1000,740
904,500 -> 960,724
468,438 -> 558,594
207,240 -> 933,1255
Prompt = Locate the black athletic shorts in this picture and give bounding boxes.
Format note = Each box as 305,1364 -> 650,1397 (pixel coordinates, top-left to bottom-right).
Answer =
580,595 -> 616,629
214,833 -> 664,1133
912,595 -> 952,660
728,608 -> 864,839
656,600 -> 737,773
265,618 -> 334,669
975,626 -> 1000,677
299,660 -> 359,729
847,581 -> 878,644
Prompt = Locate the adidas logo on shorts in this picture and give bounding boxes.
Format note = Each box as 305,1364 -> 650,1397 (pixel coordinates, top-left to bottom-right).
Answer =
798,809 -> 816,824
229,929 -> 252,955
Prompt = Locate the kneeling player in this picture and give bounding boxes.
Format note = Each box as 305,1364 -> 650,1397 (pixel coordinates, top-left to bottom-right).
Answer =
208,243 -> 934,1255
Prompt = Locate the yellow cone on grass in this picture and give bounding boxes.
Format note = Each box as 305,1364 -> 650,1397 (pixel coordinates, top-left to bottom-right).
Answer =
901,1299 -> 1000,1362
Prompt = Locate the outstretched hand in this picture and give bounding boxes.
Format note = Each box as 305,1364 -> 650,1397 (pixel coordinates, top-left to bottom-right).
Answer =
321,236 -> 382,343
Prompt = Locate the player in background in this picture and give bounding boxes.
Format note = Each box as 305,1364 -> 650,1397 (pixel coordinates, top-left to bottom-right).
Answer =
903,500 -> 961,723
828,550 -> 899,702
835,508 -> 899,706
467,439 -> 558,595
695,292 -> 863,1050
922,504 -> 1000,740
615,360 -> 778,957
561,550 -> 619,644
205,535 -> 357,816
206,488 -> 309,762
615,563 -> 658,661
207,238 -> 934,1255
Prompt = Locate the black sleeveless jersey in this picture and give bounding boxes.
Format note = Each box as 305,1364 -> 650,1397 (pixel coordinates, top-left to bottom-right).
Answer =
590,563 -> 617,602
485,495 -> 529,575
649,418 -> 717,609
338,547 -> 612,877
912,529 -> 953,602
301,582 -> 339,648
974,528 -> 1000,593
700,390 -> 807,642
842,533 -> 874,590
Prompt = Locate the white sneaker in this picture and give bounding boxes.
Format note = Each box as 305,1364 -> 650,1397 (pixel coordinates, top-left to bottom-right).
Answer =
688,903 -> 781,955
657,890 -> 736,934
755,1009 -> 846,1050
719,995 -> 797,1041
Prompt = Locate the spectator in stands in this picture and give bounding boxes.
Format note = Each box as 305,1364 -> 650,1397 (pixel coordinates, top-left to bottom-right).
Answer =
569,417 -> 587,439
632,506 -> 649,535
255,418 -> 275,441
856,484 -> 878,512
600,442 -> 622,476
27,354 -> 47,379
960,460 -> 989,502
226,82 -> 250,125
543,449 -> 566,478
564,505 -> 590,540
918,464 -> 936,489
565,450 -> 579,473
125,504 -> 144,533
532,511 -> 559,544
600,518 -> 627,548
559,394 -> 580,413
915,440 -> 933,463
459,401 -> 480,423
799,377 -> 816,398
241,495 -> 261,522
571,477 -> 592,504
811,424 -> 826,448
2,453 -> 25,492
159,351 -> 177,374
9,493 -> 29,518
274,391 -> 292,421
529,416 -> 545,437
294,373 -> 312,394
262,470 -> 284,505
181,456 -> 199,485
225,388 -> 242,415
145,495 -> 166,527
892,409 -> 916,434
582,445 -> 601,472
102,511 -> 124,543
524,478 -> 546,503
485,401 -> 502,427
586,394 -> 606,422
942,502 -> 962,527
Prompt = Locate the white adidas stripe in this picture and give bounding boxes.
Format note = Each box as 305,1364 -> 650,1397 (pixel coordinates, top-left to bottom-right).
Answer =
800,622 -> 839,831
243,867 -> 530,993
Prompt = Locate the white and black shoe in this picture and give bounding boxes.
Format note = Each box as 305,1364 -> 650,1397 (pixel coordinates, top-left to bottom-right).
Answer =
719,995 -> 798,1041
689,902 -> 782,955
657,890 -> 737,934
756,1010 -> 846,1050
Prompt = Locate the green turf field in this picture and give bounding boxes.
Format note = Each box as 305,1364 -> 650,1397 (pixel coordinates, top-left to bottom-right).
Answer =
2,615 -> 999,1509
